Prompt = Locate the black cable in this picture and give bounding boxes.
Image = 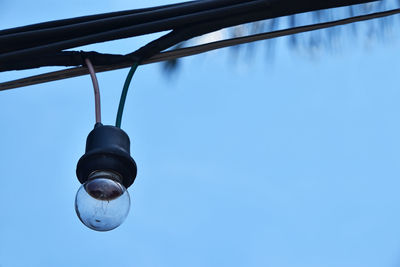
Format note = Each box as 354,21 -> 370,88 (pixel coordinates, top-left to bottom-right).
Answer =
0,0 -> 250,53
0,0 -> 271,62
0,51 -> 127,71
129,0 -> 377,61
0,0 -> 375,65
1,5 -> 397,91
0,1 -> 194,36
2,2 -> 394,73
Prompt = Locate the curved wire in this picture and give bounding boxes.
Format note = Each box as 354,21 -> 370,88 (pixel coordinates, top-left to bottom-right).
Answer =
84,58 -> 102,123
115,62 -> 139,128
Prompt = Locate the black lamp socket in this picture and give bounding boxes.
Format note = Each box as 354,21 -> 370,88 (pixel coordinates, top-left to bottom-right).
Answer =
76,123 -> 137,189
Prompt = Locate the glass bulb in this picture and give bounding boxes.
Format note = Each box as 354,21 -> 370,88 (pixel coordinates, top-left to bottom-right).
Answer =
75,174 -> 130,231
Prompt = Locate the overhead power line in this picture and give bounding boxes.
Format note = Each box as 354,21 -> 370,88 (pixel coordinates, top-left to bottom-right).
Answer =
1,7 -> 398,91
0,0 -> 248,53
0,0 -> 375,66
0,1 -> 190,36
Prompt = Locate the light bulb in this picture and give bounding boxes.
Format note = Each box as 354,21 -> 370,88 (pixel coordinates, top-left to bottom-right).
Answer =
76,124 -> 137,231
75,171 -> 130,231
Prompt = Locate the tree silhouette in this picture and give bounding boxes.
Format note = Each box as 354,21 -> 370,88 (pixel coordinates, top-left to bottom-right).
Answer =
163,0 -> 400,74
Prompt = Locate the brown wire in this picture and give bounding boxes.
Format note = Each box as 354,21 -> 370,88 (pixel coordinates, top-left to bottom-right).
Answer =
84,58 -> 102,123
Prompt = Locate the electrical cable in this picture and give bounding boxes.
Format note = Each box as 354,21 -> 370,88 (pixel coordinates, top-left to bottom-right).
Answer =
0,1 -> 389,72
0,0 -> 375,63
115,62 -> 140,128
0,0 -> 270,61
0,1 -> 190,36
84,58 -> 102,124
0,51 -> 127,72
1,6 -> 398,91
0,0 -> 248,53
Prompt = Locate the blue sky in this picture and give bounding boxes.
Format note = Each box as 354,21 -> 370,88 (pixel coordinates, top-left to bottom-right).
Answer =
1,1 -> 400,267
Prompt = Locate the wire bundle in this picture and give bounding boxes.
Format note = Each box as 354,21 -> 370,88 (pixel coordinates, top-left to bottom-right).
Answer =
0,0 -> 384,127
0,0 -> 376,71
